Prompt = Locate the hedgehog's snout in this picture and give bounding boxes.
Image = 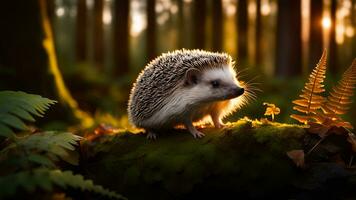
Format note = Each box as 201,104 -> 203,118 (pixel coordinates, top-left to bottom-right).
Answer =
234,87 -> 245,96
228,87 -> 244,99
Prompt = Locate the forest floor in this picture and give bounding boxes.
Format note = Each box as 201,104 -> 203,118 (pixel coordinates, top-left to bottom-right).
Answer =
80,118 -> 356,200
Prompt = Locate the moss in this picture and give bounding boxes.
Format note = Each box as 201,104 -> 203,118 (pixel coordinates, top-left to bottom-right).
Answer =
81,118 -> 307,199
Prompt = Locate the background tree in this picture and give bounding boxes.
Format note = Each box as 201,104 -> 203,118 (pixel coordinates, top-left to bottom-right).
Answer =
309,0 -> 323,70
255,0 -> 262,67
212,0 -> 223,52
94,0 -> 104,70
193,0 -> 206,49
237,0 -> 248,64
76,0 -> 87,62
329,0 -> 337,74
147,0 -> 156,60
276,0 -> 302,76
114,0 -> 130,76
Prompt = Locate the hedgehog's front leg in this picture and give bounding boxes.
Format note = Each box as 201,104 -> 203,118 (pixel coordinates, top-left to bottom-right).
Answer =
211,112 -> 225,129
146,129 -> 158,140
184,119 -> 205,138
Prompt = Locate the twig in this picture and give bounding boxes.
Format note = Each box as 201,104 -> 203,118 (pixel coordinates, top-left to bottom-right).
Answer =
307,137 -> 325,155
348,155 -> 354,168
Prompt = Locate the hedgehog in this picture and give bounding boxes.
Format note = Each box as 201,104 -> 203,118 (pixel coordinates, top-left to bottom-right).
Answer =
128,49 -> 255,139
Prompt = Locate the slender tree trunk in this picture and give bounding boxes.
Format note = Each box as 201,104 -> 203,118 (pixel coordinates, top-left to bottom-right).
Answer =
255,0 -> 262,66
94,0 -> 104,70
0,0 -> 92,125
276,0 -> 301,76
329,0 -> 337,74
147,0 -> 156,60
113,0 -> 130,76
193,0 -> 206,49
352,0 -> 356,59
237,0 -> 248,62
212,0 -> 223,52
0,0 -> 47,93
76,0 -> 87,62
177,0 -> 185,49
309,0 -> 323,70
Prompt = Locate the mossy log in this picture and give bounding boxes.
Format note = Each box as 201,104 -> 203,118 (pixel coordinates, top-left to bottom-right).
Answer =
80,119 -> 356,199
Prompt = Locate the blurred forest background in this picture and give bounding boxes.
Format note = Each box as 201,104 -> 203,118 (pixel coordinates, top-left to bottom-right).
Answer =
0,0 -> 355,129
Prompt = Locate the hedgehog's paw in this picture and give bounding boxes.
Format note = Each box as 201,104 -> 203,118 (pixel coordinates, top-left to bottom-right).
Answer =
211,114 -> 225,129
146,131 -> 157,140
191,130 -> 205,138
214,122 -> 225,129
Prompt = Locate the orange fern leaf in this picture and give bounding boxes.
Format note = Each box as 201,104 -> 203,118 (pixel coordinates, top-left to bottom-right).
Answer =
291,49 -> 327,124
320,59 -> 356,129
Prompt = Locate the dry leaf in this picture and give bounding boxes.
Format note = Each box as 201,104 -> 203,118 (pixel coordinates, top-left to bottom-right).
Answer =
94,123 -> 119,135
287,150 -> 305,168
308,122 -> 331,138
347,133 -> 356,152
85,123 -> 120,141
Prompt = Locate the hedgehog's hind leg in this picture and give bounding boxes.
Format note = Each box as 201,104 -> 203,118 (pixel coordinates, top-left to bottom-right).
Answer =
184,119 -> 205,138
146,129 -> 158,140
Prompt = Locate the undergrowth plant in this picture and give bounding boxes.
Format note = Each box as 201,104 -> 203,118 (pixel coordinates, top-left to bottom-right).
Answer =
0,91 -> 126,199
291,50 -> 356,130
288,50 -> 356,166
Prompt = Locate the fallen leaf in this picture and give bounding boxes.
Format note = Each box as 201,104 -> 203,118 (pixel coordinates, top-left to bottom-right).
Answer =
94,123 -> 119,135
287,150 -> 305,168
308,122 -> 331,138
347,133 -> 356,152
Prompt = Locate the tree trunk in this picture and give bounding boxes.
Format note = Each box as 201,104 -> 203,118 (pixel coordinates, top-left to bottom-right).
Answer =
177,0 -> 185,49
255,0 -> 262,66
0,0 -> 90,125
0,0 -> 48,93
276,0 -> 302,76
309,0 -> 323,70
329,0 -> 337,74
212,0 -> 223,52
237,0 -> 248,63
193,0 -> 206,49
76,0 -> 87,62
147,0 -> 156,60
94,0 -> 104,70
113,0 -> 130,76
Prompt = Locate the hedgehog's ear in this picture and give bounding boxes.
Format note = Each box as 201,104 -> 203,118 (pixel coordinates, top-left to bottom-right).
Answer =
185,68 -> 201,85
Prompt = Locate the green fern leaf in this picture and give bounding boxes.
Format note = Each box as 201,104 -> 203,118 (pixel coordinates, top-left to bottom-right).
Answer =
27,153 -> 55,168
0,168 -> 126,199
0,91 -> 56,137
0,124 -> 13,137
18,131 -> 82,165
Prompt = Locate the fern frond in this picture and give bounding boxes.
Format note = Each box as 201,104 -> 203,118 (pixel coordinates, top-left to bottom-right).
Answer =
319,59 -> 356,128
0,91 -> 56,138
21,131 -> 81,165
0,168 -> 126,199
2,131 -> 82,165
324,59 -> 356,115
291,49 -> 327,123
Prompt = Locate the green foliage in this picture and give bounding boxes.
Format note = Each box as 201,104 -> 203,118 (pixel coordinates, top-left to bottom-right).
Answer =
0,91 -> 56,137
0,90 -> 125,199
1,131 -> 82,166
0,168 -> 126,199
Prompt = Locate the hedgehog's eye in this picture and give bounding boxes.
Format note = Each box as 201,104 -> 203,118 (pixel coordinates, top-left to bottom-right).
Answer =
211,80 -> 220,88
